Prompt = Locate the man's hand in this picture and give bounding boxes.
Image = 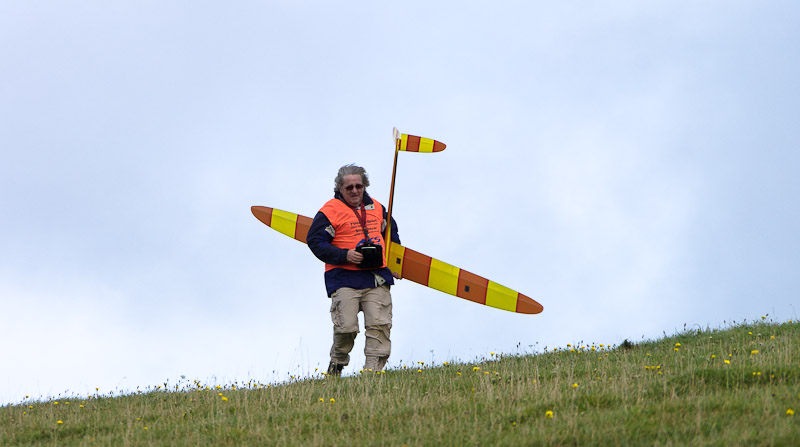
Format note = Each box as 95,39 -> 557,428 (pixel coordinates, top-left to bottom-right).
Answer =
346,249 -> 363,264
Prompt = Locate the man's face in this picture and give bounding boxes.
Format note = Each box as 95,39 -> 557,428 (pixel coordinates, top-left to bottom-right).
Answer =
340,174 -> 365,208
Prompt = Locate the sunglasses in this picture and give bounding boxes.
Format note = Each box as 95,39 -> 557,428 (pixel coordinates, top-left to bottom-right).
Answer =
344,184 -> 364,191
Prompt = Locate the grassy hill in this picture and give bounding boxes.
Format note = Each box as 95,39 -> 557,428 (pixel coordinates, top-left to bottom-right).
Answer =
3,319 -> 798,446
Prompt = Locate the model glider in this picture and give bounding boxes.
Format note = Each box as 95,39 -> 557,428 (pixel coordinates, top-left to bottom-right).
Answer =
250,206 -> 543,315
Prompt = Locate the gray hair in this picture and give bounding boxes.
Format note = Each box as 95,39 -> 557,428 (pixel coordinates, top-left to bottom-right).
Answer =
333,164 -> 370,193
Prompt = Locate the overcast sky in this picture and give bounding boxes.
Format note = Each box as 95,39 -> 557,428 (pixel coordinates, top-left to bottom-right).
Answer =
2,1 -> 799,405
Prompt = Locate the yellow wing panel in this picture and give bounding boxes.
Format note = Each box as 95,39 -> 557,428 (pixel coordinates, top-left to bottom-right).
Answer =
388,243 -> 406,278
271,209 -> 299,239
428,258 -> 459,296
485,281 -> 518,312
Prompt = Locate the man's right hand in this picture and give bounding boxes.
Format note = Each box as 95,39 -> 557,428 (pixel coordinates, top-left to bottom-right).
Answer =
346,249 -> 364,264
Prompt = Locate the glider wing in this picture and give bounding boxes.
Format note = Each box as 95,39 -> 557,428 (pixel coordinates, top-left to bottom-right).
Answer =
251,206 -> 543,315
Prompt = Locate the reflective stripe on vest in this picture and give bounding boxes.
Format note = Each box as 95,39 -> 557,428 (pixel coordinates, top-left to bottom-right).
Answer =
319,198 -> 387,271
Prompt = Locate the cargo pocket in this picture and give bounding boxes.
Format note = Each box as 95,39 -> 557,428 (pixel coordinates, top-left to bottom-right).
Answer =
330,299 -> 343,331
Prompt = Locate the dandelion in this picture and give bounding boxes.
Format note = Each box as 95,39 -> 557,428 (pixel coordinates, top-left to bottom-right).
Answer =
545,410 -> 554,419
751,350 -> 759,355
675,343 -> 681,347
711,355 -> 716,359
329,398 -> 335,403
674,348 -> 679,352
572,383 -> 579,388
57,421 -> 63,425
724,360 -> 731,365
221,396 -> 228,402
456,372 -> 462,376
473,366 -> 481,372
787,409 -> 795,416
771,335 -> 775,340
144,426 -> 149,430
319,398 -> 324,402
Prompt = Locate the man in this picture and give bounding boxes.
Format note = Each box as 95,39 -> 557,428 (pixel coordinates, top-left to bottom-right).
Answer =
307,164 -> 401,376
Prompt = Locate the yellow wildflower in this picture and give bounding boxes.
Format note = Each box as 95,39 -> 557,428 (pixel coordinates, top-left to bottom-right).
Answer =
545,410 -> 554,419
751,350 -> 759,355
787,409 -> 795,416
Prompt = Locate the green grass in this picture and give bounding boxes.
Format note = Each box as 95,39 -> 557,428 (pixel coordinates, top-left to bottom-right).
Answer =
3,318 -> 799,446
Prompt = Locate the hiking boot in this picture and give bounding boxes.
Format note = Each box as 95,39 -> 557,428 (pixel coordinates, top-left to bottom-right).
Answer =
327,362 -> 345,377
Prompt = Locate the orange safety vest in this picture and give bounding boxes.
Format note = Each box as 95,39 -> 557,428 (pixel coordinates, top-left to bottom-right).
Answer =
319,198 -> 387,271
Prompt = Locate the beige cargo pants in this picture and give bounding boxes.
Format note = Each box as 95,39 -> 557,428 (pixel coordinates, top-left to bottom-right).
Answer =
329,285 -> 392,372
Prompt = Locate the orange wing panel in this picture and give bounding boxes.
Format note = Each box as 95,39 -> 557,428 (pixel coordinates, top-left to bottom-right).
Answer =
456,269 -> 489,305
399,247 -> 433,287
294,214 -> 312,243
